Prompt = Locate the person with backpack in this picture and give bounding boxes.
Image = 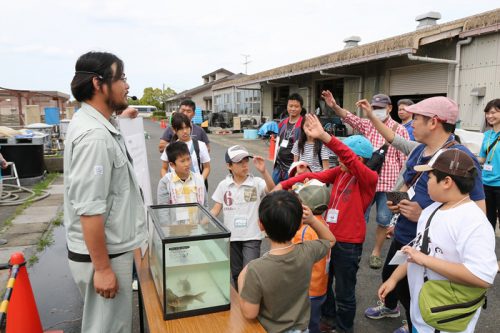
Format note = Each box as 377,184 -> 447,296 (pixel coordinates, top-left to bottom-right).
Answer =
292,113 -> 331,172
322,90 -> 409,270
378,148 -> 497,333
272,93 -> 304,183
160,112 -> 210,182
360,97 -> 486,333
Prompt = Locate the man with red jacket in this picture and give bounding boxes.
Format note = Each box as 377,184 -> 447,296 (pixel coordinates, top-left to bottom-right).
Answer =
275,114 -> 378,333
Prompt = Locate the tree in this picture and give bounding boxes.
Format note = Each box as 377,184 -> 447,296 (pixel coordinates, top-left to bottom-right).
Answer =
132,87 -> 176,110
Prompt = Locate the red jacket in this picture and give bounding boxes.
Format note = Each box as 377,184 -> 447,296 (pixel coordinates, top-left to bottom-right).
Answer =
281,136 -> 377,243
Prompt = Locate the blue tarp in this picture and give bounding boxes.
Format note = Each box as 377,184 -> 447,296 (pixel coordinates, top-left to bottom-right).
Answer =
258,121 -> 279,136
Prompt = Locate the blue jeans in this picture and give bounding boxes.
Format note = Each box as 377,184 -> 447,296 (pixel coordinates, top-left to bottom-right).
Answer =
309,295 -> 326,333
272,166 -> 289,184
364,192 -> 393,227
321,242 -> 362,333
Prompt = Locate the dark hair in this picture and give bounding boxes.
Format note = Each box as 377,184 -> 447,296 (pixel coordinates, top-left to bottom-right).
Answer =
287,93 -> 303,107
258,191 -> 303,243
171,112 -> 192,141
430,168 -> 477,195
180,99 -> 196,111
484,99 -> 500,113
166,141 -> 190,164
71,52 -> 124,102
397,99 -> 414,106
298,113 -> 321,158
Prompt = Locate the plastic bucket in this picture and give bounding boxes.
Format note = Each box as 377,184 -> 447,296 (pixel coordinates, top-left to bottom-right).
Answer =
244,129 -> 258,140
44,107 -> 60,125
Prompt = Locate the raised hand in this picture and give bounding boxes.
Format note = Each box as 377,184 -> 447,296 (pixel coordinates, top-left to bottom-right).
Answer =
253,156 -> 266,173
355,99 -> 374,119
320,90 -> 338,109
303,114 -> 329,141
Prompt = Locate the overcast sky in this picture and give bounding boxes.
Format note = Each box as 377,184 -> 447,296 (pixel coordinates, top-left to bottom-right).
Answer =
0,1 -> 497,99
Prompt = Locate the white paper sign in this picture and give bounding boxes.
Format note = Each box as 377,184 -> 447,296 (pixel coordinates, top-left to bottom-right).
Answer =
118,117 -> 153,256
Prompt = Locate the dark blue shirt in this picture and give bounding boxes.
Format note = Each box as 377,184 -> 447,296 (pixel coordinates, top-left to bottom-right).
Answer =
394,136 -> 485,245
403,121 -> 415,141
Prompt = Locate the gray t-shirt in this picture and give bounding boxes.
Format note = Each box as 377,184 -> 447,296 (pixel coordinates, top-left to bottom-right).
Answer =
161,123 -> 209,146
240,239 -> 330,333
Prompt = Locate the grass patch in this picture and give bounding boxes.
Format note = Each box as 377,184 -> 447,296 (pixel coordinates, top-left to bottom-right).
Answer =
37,232 -> 54,252
32,172 -> 59,197
52,212 -> 63,226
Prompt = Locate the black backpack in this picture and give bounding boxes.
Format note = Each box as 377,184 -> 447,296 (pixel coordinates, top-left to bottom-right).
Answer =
366,123 -> 398,174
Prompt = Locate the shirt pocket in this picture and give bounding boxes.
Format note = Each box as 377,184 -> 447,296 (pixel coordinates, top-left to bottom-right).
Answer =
110,148 -> 130,194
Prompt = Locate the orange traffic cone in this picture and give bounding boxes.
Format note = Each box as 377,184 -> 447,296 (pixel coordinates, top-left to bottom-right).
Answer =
268,135 -> 276,161
6,252 -> 43,333
160,119 -> 166,128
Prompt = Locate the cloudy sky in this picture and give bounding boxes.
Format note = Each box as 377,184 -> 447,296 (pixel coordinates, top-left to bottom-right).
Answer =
0,1 -> 497,99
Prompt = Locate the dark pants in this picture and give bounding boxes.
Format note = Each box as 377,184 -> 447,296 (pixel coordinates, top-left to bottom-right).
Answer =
321,242 -> 362,333
484,185 -> 500,230
382,239 -> 412,330
230,240 -> 261,289
309,295 -> 326,333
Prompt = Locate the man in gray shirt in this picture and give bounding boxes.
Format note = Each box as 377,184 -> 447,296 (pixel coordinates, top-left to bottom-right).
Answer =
64,51 -> 147,333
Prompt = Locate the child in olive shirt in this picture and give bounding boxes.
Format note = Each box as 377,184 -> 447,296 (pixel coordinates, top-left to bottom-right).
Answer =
238,191 -> 335,333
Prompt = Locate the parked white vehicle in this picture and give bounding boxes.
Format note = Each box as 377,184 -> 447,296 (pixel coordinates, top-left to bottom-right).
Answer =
129,105 -> 158,118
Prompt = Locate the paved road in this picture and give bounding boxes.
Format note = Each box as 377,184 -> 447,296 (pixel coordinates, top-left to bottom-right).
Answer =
30,117 -> 500,333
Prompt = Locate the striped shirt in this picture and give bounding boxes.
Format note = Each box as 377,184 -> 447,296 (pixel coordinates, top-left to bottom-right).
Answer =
291,141 -> 331,172
344,112 -> 409,192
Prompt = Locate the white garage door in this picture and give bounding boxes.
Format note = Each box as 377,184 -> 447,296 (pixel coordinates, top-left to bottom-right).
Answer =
389,63 -> 450,95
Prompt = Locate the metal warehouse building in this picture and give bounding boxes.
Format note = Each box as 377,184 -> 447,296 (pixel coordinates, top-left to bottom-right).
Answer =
213,9 -> 500,131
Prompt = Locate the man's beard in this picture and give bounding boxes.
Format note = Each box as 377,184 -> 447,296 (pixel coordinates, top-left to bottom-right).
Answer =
106,95 -> 128,115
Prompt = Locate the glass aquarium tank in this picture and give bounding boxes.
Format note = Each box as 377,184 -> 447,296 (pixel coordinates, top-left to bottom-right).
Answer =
148,203 -> 231,320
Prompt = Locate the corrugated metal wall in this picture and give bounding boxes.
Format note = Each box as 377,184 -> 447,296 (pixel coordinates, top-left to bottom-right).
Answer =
458,34 -> 500,130
261,85 -> 273,120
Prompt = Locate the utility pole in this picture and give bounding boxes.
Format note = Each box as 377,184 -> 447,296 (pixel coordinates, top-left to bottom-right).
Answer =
241,54 -> 251,74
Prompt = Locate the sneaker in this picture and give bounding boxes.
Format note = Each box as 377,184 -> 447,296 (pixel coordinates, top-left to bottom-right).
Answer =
364,301 -> 400,319
369,255 -> 383,269
132,279 -> 138,291
320,316 -> 336,333
392,320 -> 409,333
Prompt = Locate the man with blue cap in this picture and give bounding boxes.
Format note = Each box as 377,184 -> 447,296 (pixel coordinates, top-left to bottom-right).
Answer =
275,114 -> 378,333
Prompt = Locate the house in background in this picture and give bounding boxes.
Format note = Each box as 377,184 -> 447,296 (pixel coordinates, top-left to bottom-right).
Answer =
213,8 -> 500,131
0,88 -> 70,126
164,68 -> 245,113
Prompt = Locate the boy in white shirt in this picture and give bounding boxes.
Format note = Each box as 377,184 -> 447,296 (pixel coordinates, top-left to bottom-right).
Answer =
378,149 -> 497,333
210,145 -> 274,286
157,141 -> 207,210
160,112 -> 210,180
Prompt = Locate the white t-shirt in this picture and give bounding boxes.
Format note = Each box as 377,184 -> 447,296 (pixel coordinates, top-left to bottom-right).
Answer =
161,139 -> 210,174
291,141 -> 331,172
212,174 -> 266,241
407,201 -> 498,333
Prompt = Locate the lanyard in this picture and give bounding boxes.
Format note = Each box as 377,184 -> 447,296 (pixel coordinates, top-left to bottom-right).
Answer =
486,132 -> 500,164
331,173 -> 355,209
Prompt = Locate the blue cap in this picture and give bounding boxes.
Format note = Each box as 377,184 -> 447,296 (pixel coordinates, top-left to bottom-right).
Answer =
342,135 -> 374,159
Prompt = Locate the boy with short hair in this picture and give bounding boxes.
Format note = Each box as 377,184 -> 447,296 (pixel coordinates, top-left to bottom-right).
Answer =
378,149 -> 497,333
157,141 -> 207,207
238,190 -> 335,333
210,145 -> 274,286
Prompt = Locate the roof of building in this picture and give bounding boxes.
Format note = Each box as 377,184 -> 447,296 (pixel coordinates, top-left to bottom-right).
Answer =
213,8 -> 500,90
0,87 -> 70,100
201,68 -> 234,79
167,73 -> 246,102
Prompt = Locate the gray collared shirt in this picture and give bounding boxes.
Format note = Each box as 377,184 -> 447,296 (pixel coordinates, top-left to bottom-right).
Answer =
63,103 -> 147,255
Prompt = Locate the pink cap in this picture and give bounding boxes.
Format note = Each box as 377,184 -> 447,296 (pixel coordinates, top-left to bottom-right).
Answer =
404,96 -> 458,124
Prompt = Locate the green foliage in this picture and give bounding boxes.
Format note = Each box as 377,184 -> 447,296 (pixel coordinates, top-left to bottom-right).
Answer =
130,86 -> 176,110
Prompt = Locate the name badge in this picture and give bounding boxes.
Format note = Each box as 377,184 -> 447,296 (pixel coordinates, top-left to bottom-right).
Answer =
389,250 -> 408,265
234,216 -> 248,228
483,164 -> 493,172
407,187 -> 416,200
326,209 -> 339,224
280,139 -> 289,148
